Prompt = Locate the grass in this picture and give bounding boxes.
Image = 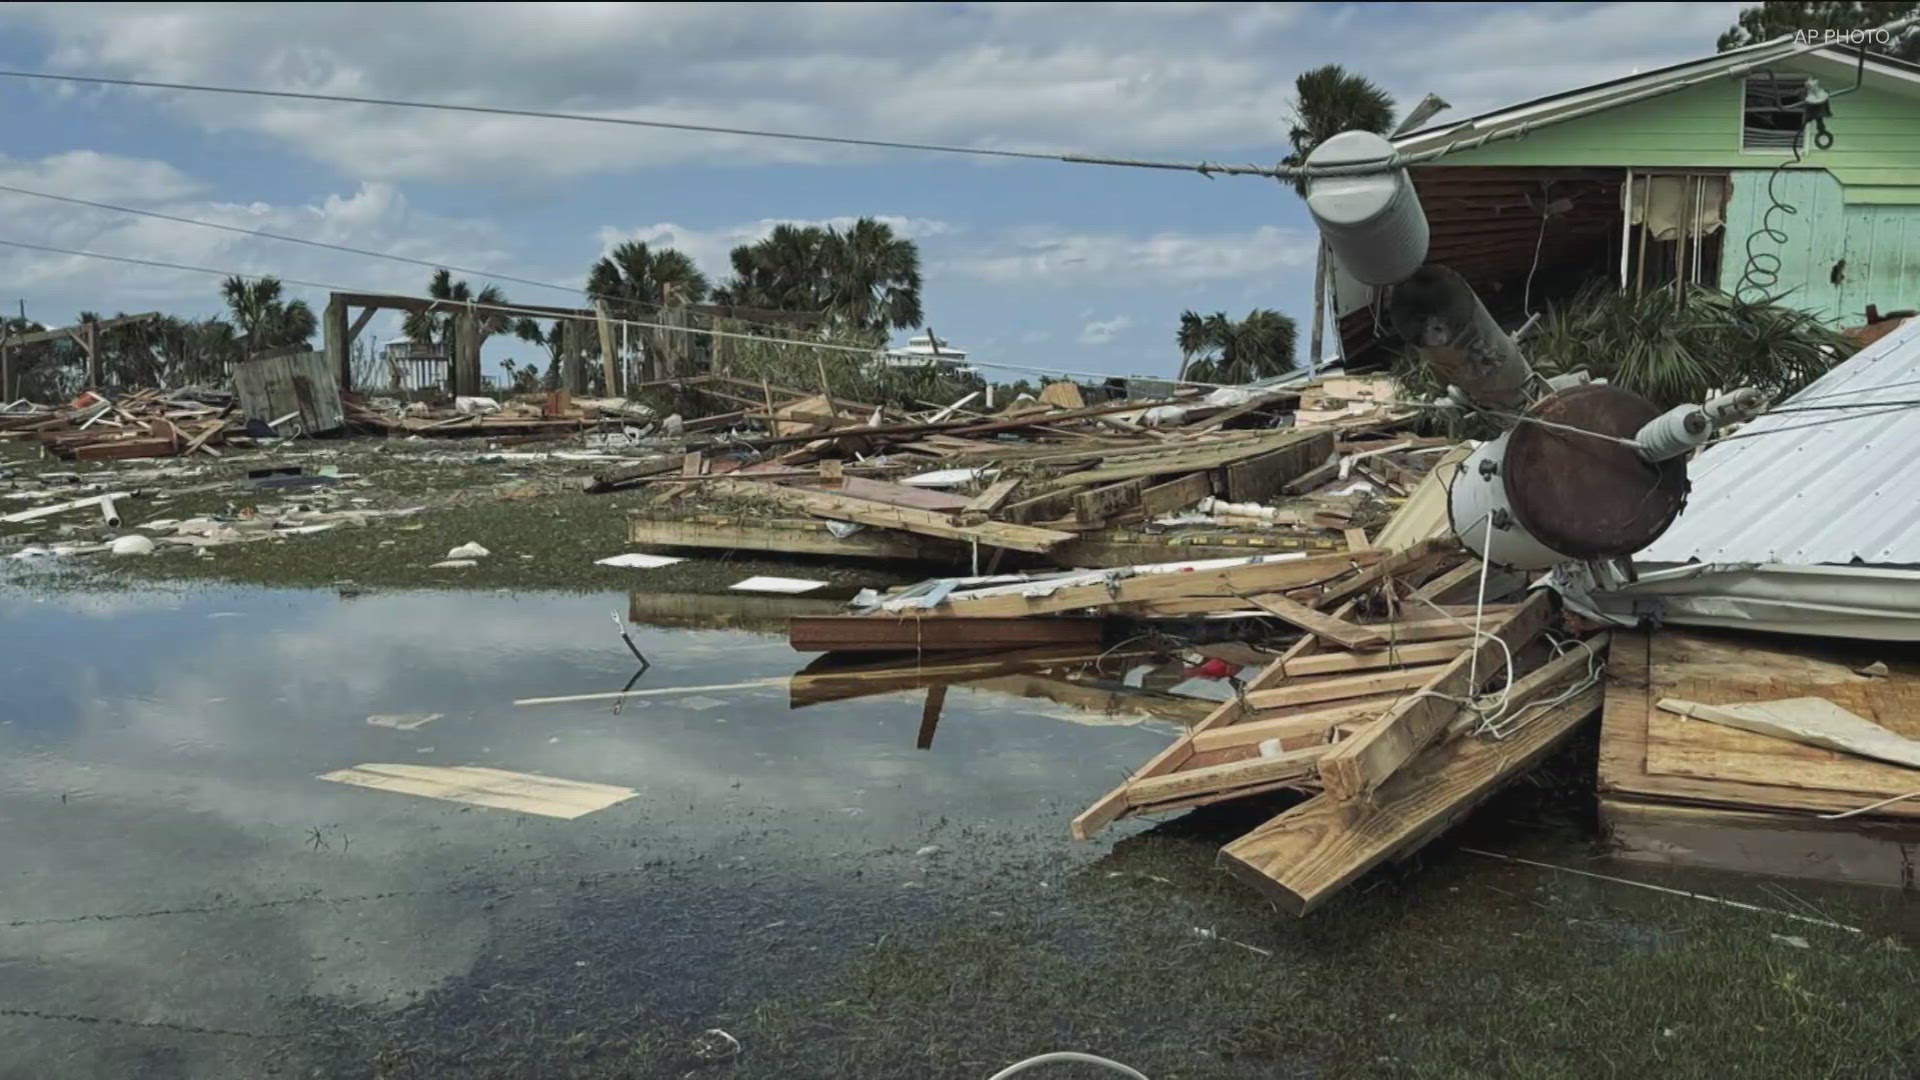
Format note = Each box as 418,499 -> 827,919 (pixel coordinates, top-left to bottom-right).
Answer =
0,438 -> 922,595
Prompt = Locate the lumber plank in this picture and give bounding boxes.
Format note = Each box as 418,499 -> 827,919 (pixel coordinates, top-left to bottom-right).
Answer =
1350,617 -> 1480,644
930,550 -> 1384,620
1223,431 -> 1337,502
832,474 -> 972,512
1191,696 -> 1410,753
709,478 -> 1073,553
1411,559 -> 1484,602
1282,640 -> 1469,677
1137,471 -> 1213,516
1244,664 -> 1448,710
1240,592 -> 1386,651
1315,590 -> 1554,801
962,476 -> 1023,517
1219,684 -> 1604,914
787,615 -> 1101,653
1124,744 -> 1328,806
1290,539 -> 1452,609
1074,477 -> 1148,526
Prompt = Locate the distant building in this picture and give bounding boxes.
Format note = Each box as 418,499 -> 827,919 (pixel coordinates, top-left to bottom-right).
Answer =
881,332 -> 977,376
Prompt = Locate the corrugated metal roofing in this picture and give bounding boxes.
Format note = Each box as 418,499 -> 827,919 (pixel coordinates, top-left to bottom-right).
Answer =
1638,317 -> 1920,567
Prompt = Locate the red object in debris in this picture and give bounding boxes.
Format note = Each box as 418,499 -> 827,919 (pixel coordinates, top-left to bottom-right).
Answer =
70,391 -> 106,410
1185,657 -> 1243,680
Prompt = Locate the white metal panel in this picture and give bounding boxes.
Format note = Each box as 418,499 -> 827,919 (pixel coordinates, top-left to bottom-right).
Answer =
1637,318 -> 1920,566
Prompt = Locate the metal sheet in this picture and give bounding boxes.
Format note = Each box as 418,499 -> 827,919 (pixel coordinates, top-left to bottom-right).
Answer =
1637,318 -> 1920,566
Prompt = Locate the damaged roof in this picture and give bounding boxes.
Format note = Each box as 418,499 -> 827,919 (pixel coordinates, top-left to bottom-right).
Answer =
1638,317 -> 1920,568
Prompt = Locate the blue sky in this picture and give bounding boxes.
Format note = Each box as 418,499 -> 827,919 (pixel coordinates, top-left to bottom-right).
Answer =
0,1 -> 1746,381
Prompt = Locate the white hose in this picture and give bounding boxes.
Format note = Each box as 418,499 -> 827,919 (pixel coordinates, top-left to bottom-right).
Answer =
987,1051 -> 1151,1080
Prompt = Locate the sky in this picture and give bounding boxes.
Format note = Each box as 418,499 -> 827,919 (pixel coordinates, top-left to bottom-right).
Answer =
0,1 -> 1750,382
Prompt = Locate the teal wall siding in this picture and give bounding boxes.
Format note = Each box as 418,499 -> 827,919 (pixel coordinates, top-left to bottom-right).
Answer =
1720,169 -> 1920,321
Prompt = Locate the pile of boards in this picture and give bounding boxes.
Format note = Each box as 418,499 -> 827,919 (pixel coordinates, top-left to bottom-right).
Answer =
0,389 -> 239,461
616,375 -> 1439,570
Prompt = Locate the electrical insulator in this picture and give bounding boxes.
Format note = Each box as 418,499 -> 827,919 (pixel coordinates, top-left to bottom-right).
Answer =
1305,131 -> 1429,286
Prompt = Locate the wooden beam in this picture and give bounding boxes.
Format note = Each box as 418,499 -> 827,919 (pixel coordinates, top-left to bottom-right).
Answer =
1283,640 -> 1469,677
708,478 -> 1074,554
1245,664 -> 1448,711
346,305 -> 378,343
1137,471 -> 1213,516
932,550 -> 1385,619
788,615 -> 1101,653
1124,744 -> 1328,807
1293,539 -> 1454,610
917,685 -> 947,749
1219,684 -> 1603,915
1240,592 -> 1386,651
962,476 -> 1023,518
1,312 -> 161,348
324,297 -> 350,393
1074,477 -> 1148,526
1191,696 -> 1412,753
1316,591 -> 1554,801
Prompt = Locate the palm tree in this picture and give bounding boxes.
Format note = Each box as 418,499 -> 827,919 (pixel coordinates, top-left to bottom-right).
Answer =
1282,65 -> 1395,371
220,276 -> 318,357
1176,309 -> 1298,385
586,241 -> 708,383
401,269 -> 510,354
824,218 -> 923,333
716,218 -> 924,336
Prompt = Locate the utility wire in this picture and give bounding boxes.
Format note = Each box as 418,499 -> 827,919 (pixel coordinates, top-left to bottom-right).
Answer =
0,235 -> 1260,388
0,180 -> 589,301
7,23 -> 1913,181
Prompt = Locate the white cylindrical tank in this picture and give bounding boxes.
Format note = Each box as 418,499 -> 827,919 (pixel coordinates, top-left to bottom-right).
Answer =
1446,435 -> 1566,571
1305,130 -> 1429,287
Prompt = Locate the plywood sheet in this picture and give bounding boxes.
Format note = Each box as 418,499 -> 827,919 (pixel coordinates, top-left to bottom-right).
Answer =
320,764 -> 634,819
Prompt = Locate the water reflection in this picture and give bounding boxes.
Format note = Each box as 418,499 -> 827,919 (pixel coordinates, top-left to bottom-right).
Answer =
0,584 -> 1194,1075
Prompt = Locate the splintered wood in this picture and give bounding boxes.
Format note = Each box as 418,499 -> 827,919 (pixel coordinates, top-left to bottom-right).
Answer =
1062,535 -> 1609,913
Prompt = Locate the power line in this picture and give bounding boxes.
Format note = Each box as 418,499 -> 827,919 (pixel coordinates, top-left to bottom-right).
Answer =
0,181 -> 587,300
0,235 -> 1257,387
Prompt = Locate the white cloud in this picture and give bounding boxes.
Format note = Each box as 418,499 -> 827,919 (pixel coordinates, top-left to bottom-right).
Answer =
0,154 -> 528,323
1,2 -> 1747,180
1077,315 -> 1132,345
0,150 -> 204,203
950,224 -> 1317,286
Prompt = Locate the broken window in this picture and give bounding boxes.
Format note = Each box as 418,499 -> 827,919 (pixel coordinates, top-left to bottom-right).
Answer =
1742,74 -> 1809,151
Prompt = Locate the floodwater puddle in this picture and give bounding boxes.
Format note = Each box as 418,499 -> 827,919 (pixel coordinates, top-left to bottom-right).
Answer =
0,583 -> 1197,1076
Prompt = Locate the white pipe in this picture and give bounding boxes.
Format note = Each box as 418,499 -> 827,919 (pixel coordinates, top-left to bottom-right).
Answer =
97,495 -> 120,529
0,491 -> 133,524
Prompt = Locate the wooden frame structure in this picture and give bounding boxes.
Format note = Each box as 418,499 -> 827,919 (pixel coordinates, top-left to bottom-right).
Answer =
0,312 -> 161,397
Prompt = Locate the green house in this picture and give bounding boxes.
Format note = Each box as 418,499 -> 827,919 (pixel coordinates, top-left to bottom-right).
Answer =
1335,38 -> 1920,359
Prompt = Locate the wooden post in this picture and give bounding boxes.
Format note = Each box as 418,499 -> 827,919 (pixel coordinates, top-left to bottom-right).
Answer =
594,301 -> 618,397
814,353 -> 836,430
324,296 -> 349,393
84,320 -> 99,388
562,319 -> 583,394
0,340 -> 9,402
450,312 -> 479,396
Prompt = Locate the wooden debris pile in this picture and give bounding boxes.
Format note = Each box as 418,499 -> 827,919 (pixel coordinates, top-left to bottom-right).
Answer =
0,389 -> 240,461
951,541 -> 1607,913
617,374 -> 1436,571
788,475 -> 1615,914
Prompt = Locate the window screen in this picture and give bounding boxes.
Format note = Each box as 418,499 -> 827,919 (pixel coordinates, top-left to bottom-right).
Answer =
1743,74 -> 1808,150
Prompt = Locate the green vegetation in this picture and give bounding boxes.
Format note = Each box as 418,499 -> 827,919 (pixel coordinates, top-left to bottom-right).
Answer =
1396,285 -> 1857,434
1719,1 -> 1920,61
1176,309 -> 1300,384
